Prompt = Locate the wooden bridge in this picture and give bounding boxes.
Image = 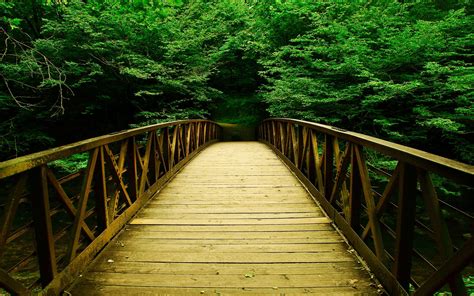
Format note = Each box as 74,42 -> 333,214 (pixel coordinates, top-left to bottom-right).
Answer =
0,119 -> 472,295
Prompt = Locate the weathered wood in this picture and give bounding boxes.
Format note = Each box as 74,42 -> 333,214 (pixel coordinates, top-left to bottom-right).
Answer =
262,139 -> 407,296
354,145 -> 385,261
348,145 -> 362,232
310,130 -> 324,191
31,165 -> 57,287
418,169 -> 466,295
94,147 -> 109,232
0,120 -> 216,179
138,132 -> 154,195
126,137 -> 138,201
414,236 -> 473,296
68,142 -> 380,295
43,139 -> 218,295
391,162 -> 417,291
323,135 -> 334,199
261,118 -> 473,184
361,163 -> 401,240
67,148 -> 99,262
46,169 -> 95,241
329,144 -> 351,204
0,268 -> 28,295
0,173 -> 28,256
104,145 -> 132,206
90,262 -> 362,274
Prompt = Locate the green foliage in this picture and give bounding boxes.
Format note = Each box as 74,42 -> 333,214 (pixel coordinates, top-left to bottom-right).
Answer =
258,1 -> 473,163
49,152 -> 89,174
0,0 -> 472,168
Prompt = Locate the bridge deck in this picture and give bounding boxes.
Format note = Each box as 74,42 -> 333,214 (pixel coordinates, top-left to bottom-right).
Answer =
69,142 -> 380,295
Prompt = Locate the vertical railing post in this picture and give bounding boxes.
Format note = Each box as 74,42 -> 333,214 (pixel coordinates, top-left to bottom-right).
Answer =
93,147 -> 109,232
324,135 -> 334,199
31,165 -> 57,287
162,127 -> 170,171
349,144 -> 362,232
392,162 -> 418,291
127,137 -> 138,201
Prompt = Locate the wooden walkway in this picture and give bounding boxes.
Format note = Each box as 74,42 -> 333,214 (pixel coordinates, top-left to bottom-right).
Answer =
69,142 -> 380,295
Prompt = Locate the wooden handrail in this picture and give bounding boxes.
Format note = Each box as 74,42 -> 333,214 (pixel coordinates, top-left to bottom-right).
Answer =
0,119 -> 214,179
263,118 -> 473,185
0,120 -> 221,294
259,118 -> 473,296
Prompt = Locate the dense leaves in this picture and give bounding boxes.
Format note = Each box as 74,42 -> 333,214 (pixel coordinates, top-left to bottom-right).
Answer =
258,1 -> 473,163
0,0 -> 472,164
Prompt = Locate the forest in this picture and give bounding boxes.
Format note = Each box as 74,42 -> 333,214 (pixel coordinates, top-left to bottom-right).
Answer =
0,0 -> 472,164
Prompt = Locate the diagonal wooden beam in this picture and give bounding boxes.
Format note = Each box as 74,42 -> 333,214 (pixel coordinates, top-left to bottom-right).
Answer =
361,163 -> 401,240
329,144 -> 351,204
0,268 -> 28,295
67,148 -> 99,263
418,169 -> 466,294
0,173 -> 28,257
138,132 -> 154,195
169,126 -> 179,168
414,236 -> 473,296
135,144 -> 151,188
104,145 -> 132,207
310,130 -> 324,192
354,145 -> 386,261
46,168 -> 95,241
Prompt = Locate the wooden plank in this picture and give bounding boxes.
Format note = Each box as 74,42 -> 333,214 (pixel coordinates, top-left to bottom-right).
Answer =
75,273 -> 373,288
89,262 -> 362,275
123,224 -> 333,232
105,238 -> 345,245
136,212 -> 323,219
119,230 -> 340,240
142,203 -> 320,211
130,217 -> 331,225
69,285 -> 381,296
150,198 -> 314,205
171,176 -> 297,184
106,243 -> 348,253
158,187 -> 308,194
67,142 -> 380,295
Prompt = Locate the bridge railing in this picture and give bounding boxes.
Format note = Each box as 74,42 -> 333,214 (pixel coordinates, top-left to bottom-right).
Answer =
0,120 -> 220,295
259,118 -> 473,296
